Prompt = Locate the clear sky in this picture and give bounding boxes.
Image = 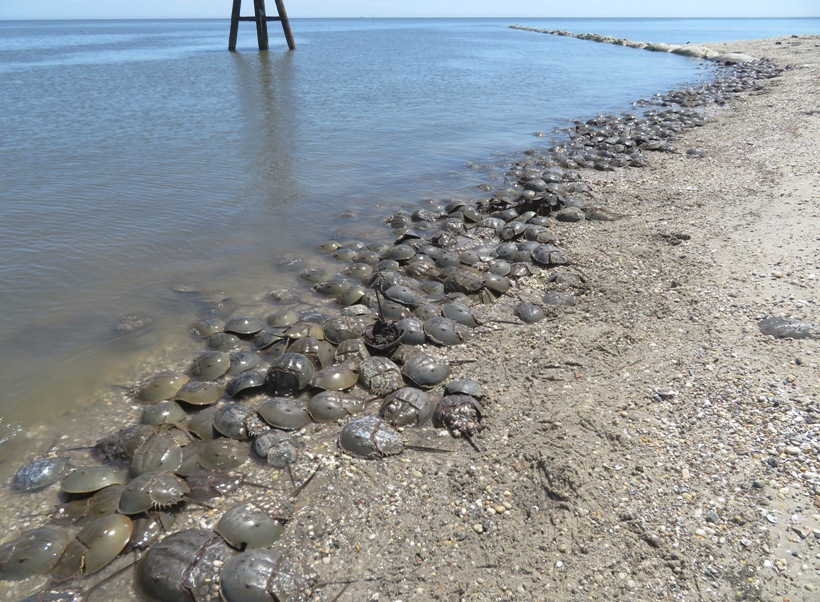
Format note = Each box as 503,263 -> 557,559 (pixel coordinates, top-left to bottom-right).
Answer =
0,1 -> 817,20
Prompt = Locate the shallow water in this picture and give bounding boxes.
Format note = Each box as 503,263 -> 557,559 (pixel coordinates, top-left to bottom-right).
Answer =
0,17 -> 817,436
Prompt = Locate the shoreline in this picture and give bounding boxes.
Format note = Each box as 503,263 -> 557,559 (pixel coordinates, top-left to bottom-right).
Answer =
300,34 -> 820,601
1,34 -> 818,601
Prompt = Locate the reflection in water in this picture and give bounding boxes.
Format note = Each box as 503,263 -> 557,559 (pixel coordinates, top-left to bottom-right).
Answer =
233,51 -> 299,215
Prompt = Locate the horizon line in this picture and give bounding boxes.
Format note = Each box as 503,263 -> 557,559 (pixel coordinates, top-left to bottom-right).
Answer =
2,15 -> 819,22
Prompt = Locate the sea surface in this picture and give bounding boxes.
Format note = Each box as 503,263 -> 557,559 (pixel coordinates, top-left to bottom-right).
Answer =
0,17 -> 818,442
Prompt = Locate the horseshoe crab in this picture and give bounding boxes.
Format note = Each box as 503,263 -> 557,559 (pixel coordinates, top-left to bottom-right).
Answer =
130,432 -> 184,477
213,403 -> 270,440
379,387 -> 433,427
487,258 -> 511,276
396,317 -> 426,345
358,356 -> 404,396
54,484 -> 125,526
443,267 -> 485,295
419,279 -> 445,298
190,317 -> 224,338
118,471 -> 191,515
433,394 -> 484,442
225,371 -> 267,398
334,338 -> 369,364
137,372 -> 190,403
176,440 -> 206,477
207,332 -> 242,352
483,273 -> 511,296
0,527 -> 70,580
61,466 -> 129,495
283,321 -> 324,342
186,405 -> 219,441
547,271 -> 587,288
253,431 -> 299,469
445,378 -> 483,399
184,469 -> 248,502
215,503 -> 286,551
322,315 -> 370,345
288,336 -> 334,369
220,548 -> 314,602
338,416 -> 404,459
307,391 -> 367,423
441,301 -> 481,328
12,456 -> 69,493
266,309 -> 299,328
383,243 -> 416,262
95,424 -> 156,461
384,284 -> 425,308
515,301 -> 546,323
140,400 -> 186,426
499,221 -> 528,241
311,362 -> 359,391
340,283 -> 367,307
188,351 -> 231,380
128,512 -> 175,553
252,328 -> 285,352
51,514 -> 133,581
401,353 -> 451,388
370,297 -> 412,322
423,316 -> 465,346
228,351 -> 261,375
138,529 -> 237,602
223,316 -> 265,336
363,318 -> 404,354
198,438 -> 248,471
265,353 -> 315,397
300,268 -> 334,285
258,397 -> 312,431
175,380 -> 224,406
531,243 -> 569,267
314,278 -> 353,299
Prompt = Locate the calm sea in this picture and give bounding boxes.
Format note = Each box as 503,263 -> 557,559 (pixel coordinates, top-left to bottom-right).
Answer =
0,17 -> 818,439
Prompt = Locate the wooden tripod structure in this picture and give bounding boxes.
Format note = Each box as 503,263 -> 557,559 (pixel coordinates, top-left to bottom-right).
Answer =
229,0 -> 295,51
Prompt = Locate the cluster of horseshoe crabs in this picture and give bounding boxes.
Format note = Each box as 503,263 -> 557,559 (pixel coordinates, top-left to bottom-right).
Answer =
0,57 -> 783,601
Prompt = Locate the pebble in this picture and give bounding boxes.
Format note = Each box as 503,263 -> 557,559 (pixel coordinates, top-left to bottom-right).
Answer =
472,523 -> 484,534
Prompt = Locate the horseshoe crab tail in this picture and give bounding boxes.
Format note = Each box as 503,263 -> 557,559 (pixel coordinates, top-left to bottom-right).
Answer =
463,433 -> 482,452
404,444 -> 452,454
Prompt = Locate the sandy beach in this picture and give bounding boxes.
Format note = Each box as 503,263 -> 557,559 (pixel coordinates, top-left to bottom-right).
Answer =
1,34 -> 818,602
291,34 -> 819,601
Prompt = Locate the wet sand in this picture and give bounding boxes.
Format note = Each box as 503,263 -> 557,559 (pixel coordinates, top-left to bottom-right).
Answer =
1,34 -> 818,601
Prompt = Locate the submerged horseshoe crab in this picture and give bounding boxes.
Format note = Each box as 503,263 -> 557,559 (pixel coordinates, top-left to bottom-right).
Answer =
0,527 -> 70,580
12,456 -> 69,493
